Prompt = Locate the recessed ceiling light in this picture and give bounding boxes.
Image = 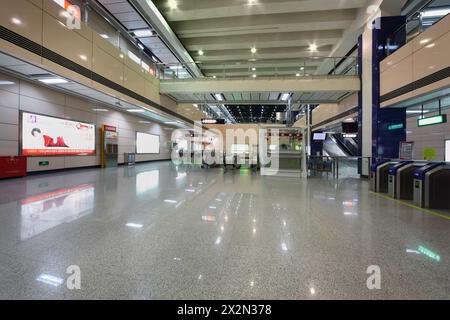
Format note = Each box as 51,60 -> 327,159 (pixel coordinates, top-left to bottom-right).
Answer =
79,54 -> 87,61
168,0 -> 177,9
300,66 -> 305,70
212,75 -> 217,78
92,108 -> 109,112
251,47 -> 257,54
296,73 -> 300,77
38,77 -> 68,84
0,81 -> 15,85
309,43 -> 318,52
215,93 -> 224,101
421,8 -> 450,18
133,29 -> 153,37
198,50 -> 204,56
138,120 -> 151,123
100,34 -> 109,39
11,17 -> 22,25
127,109 -> 145,113
251,67 -> 256,71
137,43 -> 145,50
406,110 -> 429,114
252,74 -> 257,78
280,93 -> 291,101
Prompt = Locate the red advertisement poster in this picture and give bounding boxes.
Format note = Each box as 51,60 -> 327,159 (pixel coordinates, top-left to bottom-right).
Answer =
21,112 -> 96,156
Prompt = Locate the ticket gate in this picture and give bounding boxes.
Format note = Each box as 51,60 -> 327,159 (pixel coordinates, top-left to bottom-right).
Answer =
424,165 -> 450,209
373,160 -> 406,193
370,159 -> 390,192
389,162 -> 432,200
413,163 -> 444,207
388,161 -> 413,198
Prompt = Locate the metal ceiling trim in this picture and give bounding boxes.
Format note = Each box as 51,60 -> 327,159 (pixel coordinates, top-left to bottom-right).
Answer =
129,0 -> 203,78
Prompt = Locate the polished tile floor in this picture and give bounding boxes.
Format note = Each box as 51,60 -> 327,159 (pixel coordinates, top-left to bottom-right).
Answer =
0,161 -> 448,299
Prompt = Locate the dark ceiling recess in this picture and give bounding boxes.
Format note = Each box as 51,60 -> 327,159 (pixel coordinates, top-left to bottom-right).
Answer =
226,105 -> 287,123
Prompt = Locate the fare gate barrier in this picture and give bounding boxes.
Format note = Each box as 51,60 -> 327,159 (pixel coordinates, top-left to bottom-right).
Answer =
424,165 -> 450,209
370,159 -> 390,192
388,161 -> 413,198
413,163 -> 445,207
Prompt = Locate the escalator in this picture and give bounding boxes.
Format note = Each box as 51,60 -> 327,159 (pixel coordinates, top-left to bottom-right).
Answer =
333,134 -> 358,156
322,134 -> 359,157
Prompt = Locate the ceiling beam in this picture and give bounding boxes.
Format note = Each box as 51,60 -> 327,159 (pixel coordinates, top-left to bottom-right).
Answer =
155,0 -> 367,21
171,9 -> 357,38
160,76 -> 360,94
182,30 -> 343,51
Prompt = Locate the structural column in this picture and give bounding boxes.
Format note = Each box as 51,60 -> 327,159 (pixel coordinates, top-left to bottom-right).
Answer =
358,16 -> 407,176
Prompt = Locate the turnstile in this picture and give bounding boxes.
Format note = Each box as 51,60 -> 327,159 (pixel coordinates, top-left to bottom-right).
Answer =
413,163 -> 444,207
388,161 -> 413,198
390,162 -> 430,200
370,159 -> 390,192
374,160 -> 397,193
424,165 -> 450,209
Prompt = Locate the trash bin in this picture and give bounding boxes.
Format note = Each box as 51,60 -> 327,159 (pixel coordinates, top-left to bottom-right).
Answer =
124,153 -> 136,166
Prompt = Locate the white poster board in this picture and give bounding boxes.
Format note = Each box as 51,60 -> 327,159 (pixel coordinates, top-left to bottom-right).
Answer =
136,132 -> 160,154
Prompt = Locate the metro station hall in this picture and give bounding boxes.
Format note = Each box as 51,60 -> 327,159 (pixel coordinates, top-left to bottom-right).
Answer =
0,0 -> 449,301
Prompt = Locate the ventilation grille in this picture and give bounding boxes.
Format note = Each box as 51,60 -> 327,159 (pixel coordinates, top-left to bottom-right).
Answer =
0,26 -> 42,55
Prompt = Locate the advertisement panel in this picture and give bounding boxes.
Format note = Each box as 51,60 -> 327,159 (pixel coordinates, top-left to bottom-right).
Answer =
446,140 -> 450,162
136,132 -> 160,154
21,112 -> 96,156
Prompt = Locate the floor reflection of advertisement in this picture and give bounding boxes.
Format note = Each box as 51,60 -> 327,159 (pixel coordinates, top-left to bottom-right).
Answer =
21,112 -> 96,156
20,184 -> 95,240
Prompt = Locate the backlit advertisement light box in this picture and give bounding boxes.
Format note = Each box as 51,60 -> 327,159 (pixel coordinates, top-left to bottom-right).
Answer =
21,112 -> 96,156
136,132 -> 160,154
446,140 -> 450,162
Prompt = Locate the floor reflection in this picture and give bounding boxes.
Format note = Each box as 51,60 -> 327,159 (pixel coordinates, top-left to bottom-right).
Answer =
20,184 -> 95,240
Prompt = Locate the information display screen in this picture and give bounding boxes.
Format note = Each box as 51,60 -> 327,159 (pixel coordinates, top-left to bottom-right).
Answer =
136,132 -> 160,154
446,140 -> 450,162
313,133 -> 326,141
342,122 -> 358,133
21,112 -> 96,156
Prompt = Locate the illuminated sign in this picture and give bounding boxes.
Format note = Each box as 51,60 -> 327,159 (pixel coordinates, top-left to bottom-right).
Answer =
417,114 -> 447,127
201,119 -> 225,124
21,112 -> 96,156
388,123 -> 404,130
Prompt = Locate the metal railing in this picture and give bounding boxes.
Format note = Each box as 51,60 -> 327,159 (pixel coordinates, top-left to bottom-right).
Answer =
385,0 -> 450,56
157,56 -> 359,80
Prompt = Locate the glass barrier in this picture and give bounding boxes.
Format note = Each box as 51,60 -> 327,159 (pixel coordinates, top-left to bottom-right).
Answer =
385,0 -> 450,56
307,156 -> 372,179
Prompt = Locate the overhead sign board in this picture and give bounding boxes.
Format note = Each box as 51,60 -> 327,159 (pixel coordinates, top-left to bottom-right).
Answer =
201,119 -> 225,125
417,114 -> 447,127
